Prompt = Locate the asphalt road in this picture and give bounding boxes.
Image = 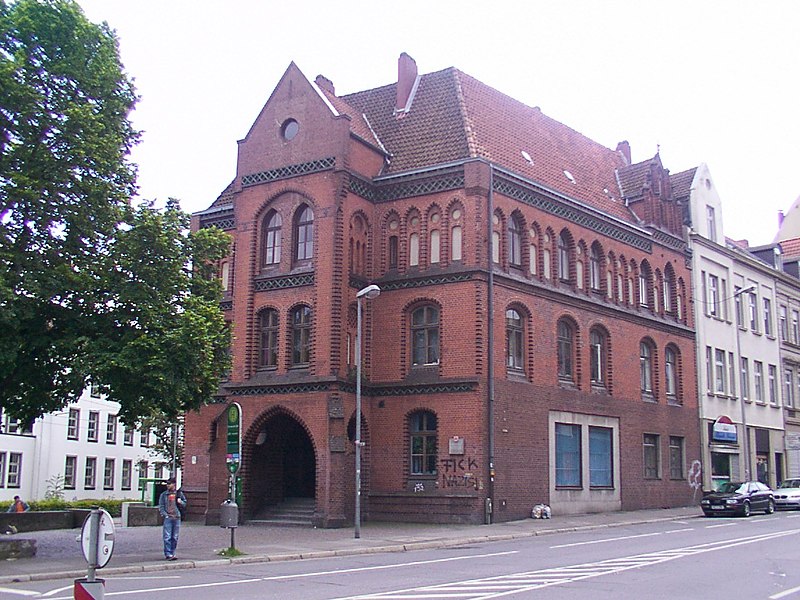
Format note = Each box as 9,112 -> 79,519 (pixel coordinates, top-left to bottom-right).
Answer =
3,512 -> 800,599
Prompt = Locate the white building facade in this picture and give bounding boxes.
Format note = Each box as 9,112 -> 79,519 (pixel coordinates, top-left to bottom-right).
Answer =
684,164 -> 785,490
0,387 -> 170,503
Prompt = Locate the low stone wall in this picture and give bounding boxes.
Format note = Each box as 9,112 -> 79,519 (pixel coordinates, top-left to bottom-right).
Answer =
126,505 -> 162,527
0,509 -> 89,533
0,538 -> 36,560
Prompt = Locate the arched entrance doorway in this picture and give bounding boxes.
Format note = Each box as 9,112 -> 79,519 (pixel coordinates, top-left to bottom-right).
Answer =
246,411 -> 316,518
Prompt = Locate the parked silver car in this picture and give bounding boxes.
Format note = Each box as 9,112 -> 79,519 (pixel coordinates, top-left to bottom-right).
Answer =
774,479 -> 800,510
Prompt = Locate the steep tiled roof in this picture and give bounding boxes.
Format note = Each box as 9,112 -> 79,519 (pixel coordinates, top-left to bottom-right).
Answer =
670,168 -> 697,201
616,160 -> 653,202
779,237 -> 800,259
342,68 -> 636,223
319,89 -> 385,152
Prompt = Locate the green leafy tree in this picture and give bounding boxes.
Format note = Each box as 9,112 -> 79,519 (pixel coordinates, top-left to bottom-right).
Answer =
0,0 -> 230,424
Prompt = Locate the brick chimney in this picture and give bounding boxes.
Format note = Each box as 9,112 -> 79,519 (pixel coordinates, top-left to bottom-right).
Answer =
395,52 -> 419,115
616,140 -> 631,166
314,75 -> 335,95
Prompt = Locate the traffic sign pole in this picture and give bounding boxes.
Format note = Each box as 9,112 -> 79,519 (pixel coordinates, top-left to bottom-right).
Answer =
76,508 -> 115,600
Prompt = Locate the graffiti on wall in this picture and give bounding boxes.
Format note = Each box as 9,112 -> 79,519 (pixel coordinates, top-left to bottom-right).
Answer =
687,460 -> 702,502
440,457 -> 482,490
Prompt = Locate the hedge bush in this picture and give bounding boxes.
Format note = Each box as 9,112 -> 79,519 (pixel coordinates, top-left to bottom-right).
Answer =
2,498 -> 139,517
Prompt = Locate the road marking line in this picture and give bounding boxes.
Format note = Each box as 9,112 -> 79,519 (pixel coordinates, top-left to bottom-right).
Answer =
0,588 -> 40,597
550,527 -> 690,549
770,583 -> 800,599
705,522 -> 737,528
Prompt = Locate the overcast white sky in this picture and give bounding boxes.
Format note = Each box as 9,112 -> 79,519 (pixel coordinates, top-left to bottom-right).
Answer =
77,0 -> 799,246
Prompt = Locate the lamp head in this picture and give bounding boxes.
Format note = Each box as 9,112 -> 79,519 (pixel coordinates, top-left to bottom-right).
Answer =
357,284 -> 381,300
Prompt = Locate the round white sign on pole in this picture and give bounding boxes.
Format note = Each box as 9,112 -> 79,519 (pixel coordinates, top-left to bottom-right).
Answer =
81,509 -> 115,568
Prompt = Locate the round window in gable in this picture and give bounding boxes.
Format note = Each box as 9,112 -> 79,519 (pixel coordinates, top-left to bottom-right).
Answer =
281,118 -> 299,141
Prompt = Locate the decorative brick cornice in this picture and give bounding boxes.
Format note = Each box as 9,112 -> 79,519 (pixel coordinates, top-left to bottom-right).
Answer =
493,174 -> 653,253
253,273 -> 314,291
339,380 -> 478,396
228,382 -> 331,396
199,208 -> 235,231
376,273 -> 473,291
349,169 -> 465,203
241,157 -> 335,188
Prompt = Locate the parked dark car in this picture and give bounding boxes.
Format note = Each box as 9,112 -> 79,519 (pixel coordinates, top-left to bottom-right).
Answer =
774,479 -> 800,510
701,481 -> 774,517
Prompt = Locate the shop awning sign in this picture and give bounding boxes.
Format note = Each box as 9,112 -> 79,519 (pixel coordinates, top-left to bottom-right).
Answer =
712,416 -> 737,443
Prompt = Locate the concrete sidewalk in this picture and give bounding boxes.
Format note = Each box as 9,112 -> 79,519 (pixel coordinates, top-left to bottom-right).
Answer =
0,505 -> 701,584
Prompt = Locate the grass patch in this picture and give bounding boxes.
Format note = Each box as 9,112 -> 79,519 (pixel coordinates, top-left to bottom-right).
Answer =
217,547 -> 246,557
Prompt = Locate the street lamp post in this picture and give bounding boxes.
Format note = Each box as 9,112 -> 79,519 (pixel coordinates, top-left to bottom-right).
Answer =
734,285 -> 755,480
355,284 -> 380,539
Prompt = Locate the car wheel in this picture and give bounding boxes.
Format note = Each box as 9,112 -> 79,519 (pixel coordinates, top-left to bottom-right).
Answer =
766,499 -> 775,515
742,501 -> 751,517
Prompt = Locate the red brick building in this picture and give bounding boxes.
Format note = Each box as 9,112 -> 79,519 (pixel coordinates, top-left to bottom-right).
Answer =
185,54 -> 700,526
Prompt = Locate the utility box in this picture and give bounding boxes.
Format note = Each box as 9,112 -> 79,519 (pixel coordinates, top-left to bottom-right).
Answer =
219,500 -> 238,529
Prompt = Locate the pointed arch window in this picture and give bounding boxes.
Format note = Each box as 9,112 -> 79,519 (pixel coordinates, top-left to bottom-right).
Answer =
508,216 -> 522,267
263,211 -> 282,266
558,232 -> 570,281
590,328 -> 607,387
295,206 -> 314,262
665,346 -> 678,400
589,245 -> 602,291
259,309 -> 279,369
410,411 -> 437,476
640,340 -> 654,396
291,305 -> 312,366
557,319 -> 575,382
506,308 -> 524,372
411,305 -> 440,366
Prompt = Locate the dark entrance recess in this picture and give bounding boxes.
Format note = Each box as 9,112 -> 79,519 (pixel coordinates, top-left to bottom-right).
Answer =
248,413 -> 316,517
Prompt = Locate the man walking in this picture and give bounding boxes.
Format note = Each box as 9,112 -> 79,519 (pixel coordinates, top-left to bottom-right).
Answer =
158,477 -> 186,560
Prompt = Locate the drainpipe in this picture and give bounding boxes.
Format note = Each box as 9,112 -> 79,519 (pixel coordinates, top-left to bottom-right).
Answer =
486,163 -> 495,524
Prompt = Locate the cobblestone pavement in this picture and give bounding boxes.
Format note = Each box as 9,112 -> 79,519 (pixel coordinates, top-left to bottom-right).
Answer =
0,505 -> 701,584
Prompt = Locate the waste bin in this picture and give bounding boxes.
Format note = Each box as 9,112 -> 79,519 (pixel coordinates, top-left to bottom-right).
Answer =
220,500 -> 238,528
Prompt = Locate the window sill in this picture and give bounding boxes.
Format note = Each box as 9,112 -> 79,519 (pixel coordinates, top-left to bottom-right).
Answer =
591,383 -> 608,395
641,393 -> 656,403
555,485 -> 583,491
589,485 -> 614,490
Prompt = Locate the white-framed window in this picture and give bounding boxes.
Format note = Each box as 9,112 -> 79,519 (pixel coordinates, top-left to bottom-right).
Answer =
7,453 -> 22,488
706,346 -> 714,393
87,411 -> 99,442
728,351 -> 736,397
122,459 -> 132,491
84,457 -> 97,489
706,205 -> 717,242
780,306 -> 788,341
715,349 -> 726,394
708,275 -> 720,317
103,458 -> 115,490
793,310 -> 800,343
0,453 -> 5,488
735,289 -> 744,328
769,364 -> 778,406
741,357 -> 751,401
665,347 -> 677,399
106,414 -> 117,444
754,361 -> 764,403
140,428 -> 150,448
749,292 -> 758,332
785,368 -> 794,409
124,427 -> 134,446
67,408 -> 80,440
65,456 -> 77,489
764,298 -> 773,337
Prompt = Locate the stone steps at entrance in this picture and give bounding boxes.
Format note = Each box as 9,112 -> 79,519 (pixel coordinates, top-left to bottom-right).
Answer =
250,497 -> 315,527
